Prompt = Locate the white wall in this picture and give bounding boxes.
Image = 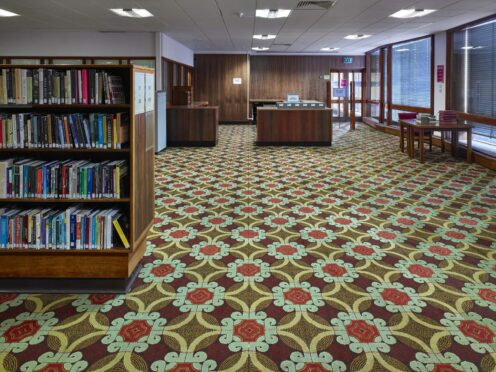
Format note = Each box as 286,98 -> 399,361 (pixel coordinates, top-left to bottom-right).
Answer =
434,32 -> 447,114
0,31 -> 155,57
160,34 -> 194,67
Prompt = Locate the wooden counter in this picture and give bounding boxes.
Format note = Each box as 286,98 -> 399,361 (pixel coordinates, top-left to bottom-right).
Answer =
256,107 -> 332,145
167,104 -> 219,146
250,98 -> 282,122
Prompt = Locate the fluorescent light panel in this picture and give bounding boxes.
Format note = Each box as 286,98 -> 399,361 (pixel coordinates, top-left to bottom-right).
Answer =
390,9 -> 436,18
345,34 -> 371,40
110,8 -> 153,18
0,8 -> 19,17
253,34 -> 276,40
252,47 -> 270,51
321,47 -> 339,52
256,9 -> 291,18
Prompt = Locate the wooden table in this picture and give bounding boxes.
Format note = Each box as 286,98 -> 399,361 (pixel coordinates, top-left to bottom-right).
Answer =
167,104 -> 219,146
399,119 -> 472,163
257,107 -> 332,145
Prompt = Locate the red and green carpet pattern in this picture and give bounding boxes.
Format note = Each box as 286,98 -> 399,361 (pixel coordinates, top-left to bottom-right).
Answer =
1,124 -> 496,371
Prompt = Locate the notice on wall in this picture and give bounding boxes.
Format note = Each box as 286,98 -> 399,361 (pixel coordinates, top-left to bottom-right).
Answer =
233,77 -> 242,85
333,88 -> 347,98
145,73 -> 155,112
134,72 -> 145,114
340,79 -> 347,88
437,65 -> 444,83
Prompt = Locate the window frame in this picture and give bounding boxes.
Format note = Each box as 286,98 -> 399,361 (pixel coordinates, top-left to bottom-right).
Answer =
364,35 -> 434,125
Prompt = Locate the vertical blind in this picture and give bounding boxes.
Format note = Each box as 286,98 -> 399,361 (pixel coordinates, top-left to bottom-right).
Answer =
392,38 -> 431,107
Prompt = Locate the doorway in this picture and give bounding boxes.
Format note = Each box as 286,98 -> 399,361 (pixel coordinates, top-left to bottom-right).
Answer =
328,70 -> 364,123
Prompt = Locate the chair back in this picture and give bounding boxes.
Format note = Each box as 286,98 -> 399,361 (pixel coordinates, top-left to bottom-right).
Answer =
398,112 -> 417,120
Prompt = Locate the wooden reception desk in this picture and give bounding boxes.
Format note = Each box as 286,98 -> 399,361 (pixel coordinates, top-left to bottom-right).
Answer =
167,103 -> 219,146
256,107 -> 332,145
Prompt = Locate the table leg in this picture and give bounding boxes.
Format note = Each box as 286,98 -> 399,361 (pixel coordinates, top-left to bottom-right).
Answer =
408,127 -> 414,158
467,128 -> 472,163
400,123 -> 404,152
451,130 -> 457,157
419,129 -> 424,163
441,131 -> 445,152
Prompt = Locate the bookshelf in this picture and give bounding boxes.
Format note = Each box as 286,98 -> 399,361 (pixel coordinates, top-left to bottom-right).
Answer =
0,64 -> 155,292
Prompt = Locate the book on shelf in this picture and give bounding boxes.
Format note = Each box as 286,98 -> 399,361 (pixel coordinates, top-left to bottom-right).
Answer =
0,112 -> 129,149
0,67 -> 127,105
0,158 -> 128,199
0,206 -> 130,250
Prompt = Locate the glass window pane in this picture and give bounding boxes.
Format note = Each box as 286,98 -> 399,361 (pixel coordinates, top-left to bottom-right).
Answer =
11,59 -> 41,65
392,38 -> 431,108
51,59 -> 83,65
94,59 -> 120,65
451,19 -> 496,118
130,59 -> 155,68
368,104 -> 380,119
370,50 -> 380,100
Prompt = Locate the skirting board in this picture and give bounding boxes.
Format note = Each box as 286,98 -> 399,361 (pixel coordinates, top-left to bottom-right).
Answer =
0,264 -> 142,294
256,141 -> 332,146
167,141 -> 217,147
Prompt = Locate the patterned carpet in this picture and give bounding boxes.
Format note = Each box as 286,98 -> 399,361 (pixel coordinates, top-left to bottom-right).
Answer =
1,123 -> 496,371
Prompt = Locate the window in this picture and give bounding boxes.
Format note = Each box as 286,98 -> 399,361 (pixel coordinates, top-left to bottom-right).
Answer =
51,59 -> 83,65
450,17 -> 496,147
392,38 -> 431,108
10,58 -> 41,65
130,59 -> 155,68
370,50 -> 380,101
94,59 -> 120,65
451,18 -> 496,118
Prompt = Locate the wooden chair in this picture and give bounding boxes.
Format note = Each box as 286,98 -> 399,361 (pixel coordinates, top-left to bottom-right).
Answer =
399,112 -> 433,152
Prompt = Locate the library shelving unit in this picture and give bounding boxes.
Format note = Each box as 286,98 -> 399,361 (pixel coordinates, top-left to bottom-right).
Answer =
0,64 -> 155,292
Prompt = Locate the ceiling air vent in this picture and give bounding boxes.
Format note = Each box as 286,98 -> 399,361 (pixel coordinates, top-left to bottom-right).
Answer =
296,1 -> 337,10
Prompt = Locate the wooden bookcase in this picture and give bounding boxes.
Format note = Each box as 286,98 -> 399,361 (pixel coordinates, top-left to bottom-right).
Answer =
0,64 -> 155,292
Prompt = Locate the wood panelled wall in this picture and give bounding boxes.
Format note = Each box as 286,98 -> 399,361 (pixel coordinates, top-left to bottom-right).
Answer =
194,54 -> 249,122
250,55 -> 365,102
193,54 -> 365,122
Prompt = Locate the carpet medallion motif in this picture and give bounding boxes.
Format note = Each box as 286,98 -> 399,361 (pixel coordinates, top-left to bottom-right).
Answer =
0,124 -> 495,371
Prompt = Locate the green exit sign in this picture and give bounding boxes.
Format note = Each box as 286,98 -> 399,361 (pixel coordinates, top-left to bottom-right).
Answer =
343,57 -> 353,64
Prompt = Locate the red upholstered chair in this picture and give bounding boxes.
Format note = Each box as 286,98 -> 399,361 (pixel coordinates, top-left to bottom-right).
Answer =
398,112 -> 432,152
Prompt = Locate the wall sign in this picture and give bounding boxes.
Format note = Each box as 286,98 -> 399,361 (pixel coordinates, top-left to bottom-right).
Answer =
340,79 -> 348,88
343,57 -> 353,64
437,65 -> 444,83
233,77 -> 242,85
333,88 -> 347,98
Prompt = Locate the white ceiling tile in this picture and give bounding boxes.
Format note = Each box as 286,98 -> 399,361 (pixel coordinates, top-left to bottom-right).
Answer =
0,0 -> 494,53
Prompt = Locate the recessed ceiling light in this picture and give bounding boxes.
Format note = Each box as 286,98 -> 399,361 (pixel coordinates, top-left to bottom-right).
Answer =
253,34 -> 276,40
390,9 -> 436,18
0,8 -> 19,17
321,47 -> 340,52
396,48 -> 410,52
256,9 -> 292,18
345,34 -> 371,40
252,47 -> 270,51
110,8 -> 153,18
